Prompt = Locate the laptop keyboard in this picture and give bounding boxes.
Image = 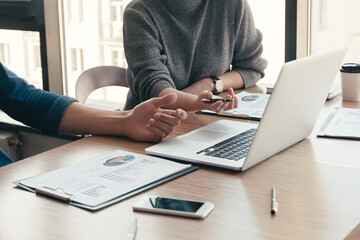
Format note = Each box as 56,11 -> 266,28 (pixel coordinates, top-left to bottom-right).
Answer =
196,128 -> 256,161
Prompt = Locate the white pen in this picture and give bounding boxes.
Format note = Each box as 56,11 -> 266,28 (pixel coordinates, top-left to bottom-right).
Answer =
127,218 -> 138,240
271,187 -> 278,215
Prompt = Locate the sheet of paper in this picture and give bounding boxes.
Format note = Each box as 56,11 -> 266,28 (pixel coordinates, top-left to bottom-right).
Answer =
324,108 -> 360,137
201,92 -> 270,119
20,150 -> 191,207
225,92 -> 270,118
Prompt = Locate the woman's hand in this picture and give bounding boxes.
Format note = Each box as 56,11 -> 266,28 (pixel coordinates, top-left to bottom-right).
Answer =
198,88 -> 238,113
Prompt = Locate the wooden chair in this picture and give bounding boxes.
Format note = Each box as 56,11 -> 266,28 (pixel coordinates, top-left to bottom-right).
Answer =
75,66 -> 128,104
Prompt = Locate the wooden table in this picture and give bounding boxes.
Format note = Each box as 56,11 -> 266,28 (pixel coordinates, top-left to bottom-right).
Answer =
0,96 -> 359,240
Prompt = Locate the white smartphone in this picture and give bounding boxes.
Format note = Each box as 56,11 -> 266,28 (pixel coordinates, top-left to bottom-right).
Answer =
133,195 -> 214,219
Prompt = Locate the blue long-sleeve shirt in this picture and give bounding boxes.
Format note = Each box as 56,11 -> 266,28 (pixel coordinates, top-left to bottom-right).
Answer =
0,63 -> 77,167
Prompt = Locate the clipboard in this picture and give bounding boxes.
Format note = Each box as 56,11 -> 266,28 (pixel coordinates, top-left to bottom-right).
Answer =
13,150 -> 198,211
318,107 -> 360,140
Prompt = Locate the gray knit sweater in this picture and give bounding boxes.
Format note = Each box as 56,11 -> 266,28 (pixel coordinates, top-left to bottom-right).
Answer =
123,0 -> 267,109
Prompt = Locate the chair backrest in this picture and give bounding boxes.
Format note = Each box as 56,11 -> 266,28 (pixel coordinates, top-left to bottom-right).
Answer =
75,66 -> 128,104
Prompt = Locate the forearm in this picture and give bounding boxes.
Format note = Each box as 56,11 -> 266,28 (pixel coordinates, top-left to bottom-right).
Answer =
183,70 -> 245,96
58,102 -> 129,136
158,88 -> 201,111
219,70 -> 245,90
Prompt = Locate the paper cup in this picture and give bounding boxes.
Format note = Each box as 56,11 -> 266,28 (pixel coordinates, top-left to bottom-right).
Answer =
340,63 -> 360,101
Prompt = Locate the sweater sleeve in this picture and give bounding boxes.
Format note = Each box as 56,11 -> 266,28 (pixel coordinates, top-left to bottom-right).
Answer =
123,7 -> 176,102
232,0 -> 268,88
0,63 -> 77,135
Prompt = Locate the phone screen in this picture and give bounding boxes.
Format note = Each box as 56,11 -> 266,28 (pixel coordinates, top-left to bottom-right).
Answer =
151,197 -> 204,213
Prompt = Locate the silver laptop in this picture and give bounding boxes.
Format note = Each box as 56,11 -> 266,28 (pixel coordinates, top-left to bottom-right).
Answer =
146,48 -> 347,171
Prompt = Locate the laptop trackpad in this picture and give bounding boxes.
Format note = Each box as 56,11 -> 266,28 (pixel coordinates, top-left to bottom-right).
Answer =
185,130 -> 228,143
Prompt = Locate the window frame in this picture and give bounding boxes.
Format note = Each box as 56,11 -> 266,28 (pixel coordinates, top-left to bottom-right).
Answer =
285,0 -> 310,62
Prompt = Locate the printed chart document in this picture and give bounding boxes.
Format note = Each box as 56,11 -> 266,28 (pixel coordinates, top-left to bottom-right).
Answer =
14,150 -> 197,210
318,108 -> 360,140
197,92 -> 270,120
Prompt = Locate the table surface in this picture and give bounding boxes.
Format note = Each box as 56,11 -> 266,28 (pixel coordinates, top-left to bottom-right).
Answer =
0,95 -> 359,240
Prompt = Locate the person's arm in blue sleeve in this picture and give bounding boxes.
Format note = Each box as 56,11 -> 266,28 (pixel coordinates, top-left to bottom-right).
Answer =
0,150 -> 13,167
0,63 -> 76,135
0,62 -> 187,141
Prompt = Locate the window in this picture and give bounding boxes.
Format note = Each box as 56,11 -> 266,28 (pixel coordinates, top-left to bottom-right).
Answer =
66,0 -> 84,24
60,0 -> 131,108
110,1 -> 124,23
110,1 -> 125,39
310,0 -> 360,60
27,41 -> 42,89
0,43 -> 10,65
33,45 -> 41,70
0,30 -> 42,89
71,48 -> 84,73
111,50 -> 121,66
309,0 -> 360,83
78,0 -> 84,23
248,1 -> 286,84
103,45 -> 126,67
